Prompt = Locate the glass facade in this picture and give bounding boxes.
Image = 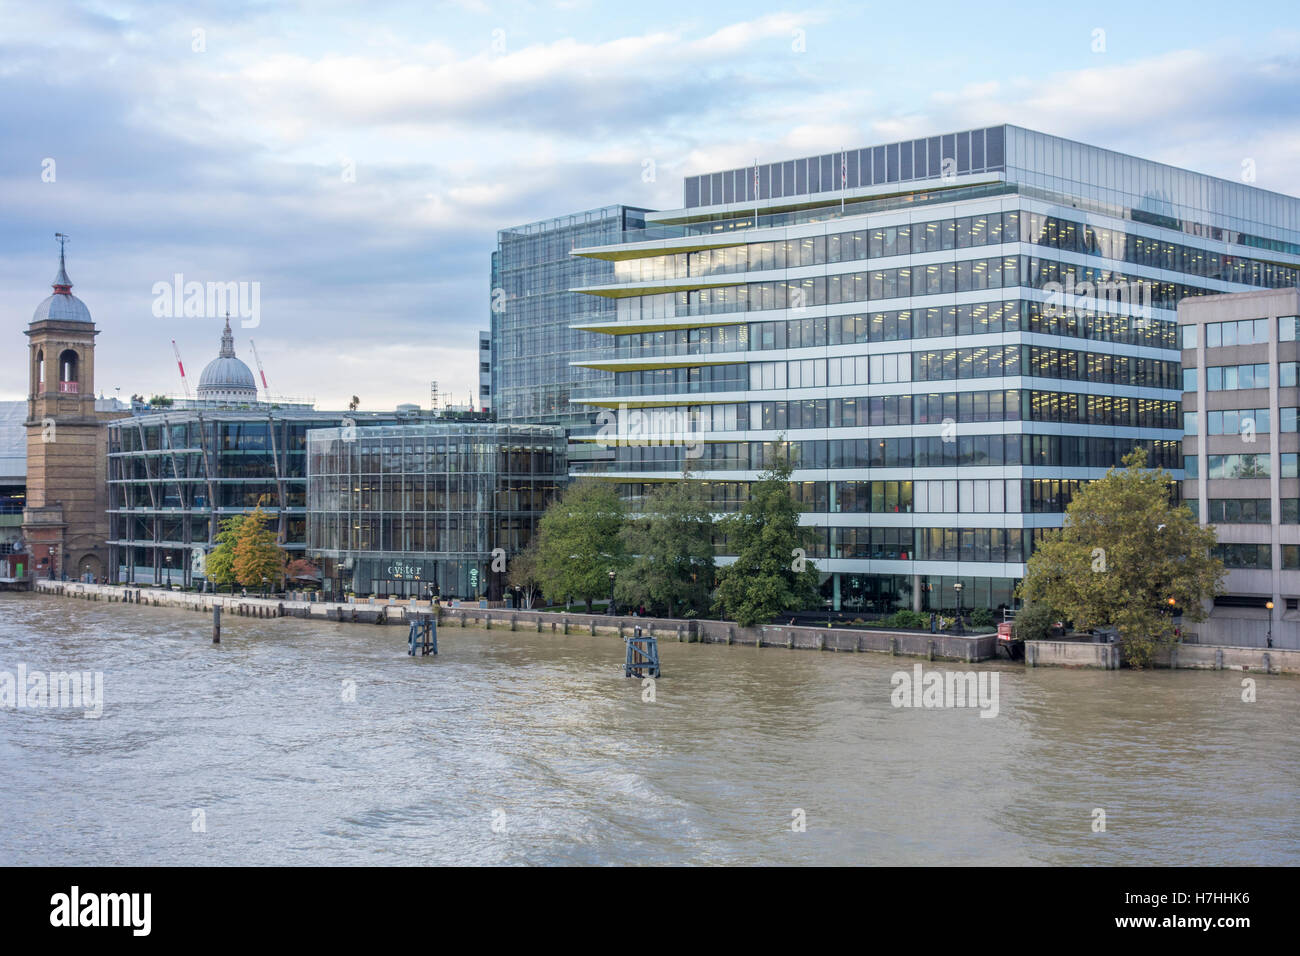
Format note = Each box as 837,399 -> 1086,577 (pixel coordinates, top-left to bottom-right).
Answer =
491,205 -> 651,430
564,128 -> 1300,614
306,423 -> 566,599
684,125 -> 1300,251
106,406 -> 417,585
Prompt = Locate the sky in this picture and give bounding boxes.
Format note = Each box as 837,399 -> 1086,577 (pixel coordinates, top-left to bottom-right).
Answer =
3,0 -> 1300,411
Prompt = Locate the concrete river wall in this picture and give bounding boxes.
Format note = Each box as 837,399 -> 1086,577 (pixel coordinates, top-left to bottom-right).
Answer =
33,580 -> 996,663
1026,637 -> 1297,675
35,581 -> 1297,673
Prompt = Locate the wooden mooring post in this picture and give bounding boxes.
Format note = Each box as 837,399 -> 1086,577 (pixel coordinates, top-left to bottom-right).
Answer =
212,605 -> 221,644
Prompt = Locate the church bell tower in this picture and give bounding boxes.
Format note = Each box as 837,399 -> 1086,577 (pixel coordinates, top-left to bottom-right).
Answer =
21,235 -> 117,583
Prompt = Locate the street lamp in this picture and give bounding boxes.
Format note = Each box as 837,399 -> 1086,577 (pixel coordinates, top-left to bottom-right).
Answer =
47,546 -> 55,581
953,581 -> 965,634
261,575 -> 268,599
607,569 -> 617,616
1266,600 -> 1274,648
165,553 -> 173,589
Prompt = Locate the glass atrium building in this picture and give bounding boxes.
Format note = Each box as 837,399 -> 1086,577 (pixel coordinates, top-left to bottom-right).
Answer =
563,124 -> 1300,614
106,406 -> 423,586
306,422 -> 567,599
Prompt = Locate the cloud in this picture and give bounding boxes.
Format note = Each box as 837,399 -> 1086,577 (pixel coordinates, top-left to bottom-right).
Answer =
0,2 -> 1298,414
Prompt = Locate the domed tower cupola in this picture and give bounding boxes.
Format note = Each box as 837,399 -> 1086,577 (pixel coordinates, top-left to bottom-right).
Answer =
195,314 -> 259,403
32,233 -> 93,324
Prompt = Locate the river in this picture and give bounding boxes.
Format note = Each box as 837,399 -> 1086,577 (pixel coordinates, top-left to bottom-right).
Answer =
1,592 -> 1295,865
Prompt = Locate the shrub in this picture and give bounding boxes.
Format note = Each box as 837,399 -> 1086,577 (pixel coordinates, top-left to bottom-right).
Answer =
970,607 -> 995,628
883,609 -> 928,629
1014,602 -> 1059,642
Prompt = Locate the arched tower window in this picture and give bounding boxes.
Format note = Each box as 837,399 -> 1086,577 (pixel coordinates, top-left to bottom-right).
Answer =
58,349 -> 79,394
36,349 -> 44,387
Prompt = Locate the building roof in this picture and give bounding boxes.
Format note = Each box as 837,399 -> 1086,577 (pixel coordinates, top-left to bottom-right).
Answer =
32,244 -> 92,324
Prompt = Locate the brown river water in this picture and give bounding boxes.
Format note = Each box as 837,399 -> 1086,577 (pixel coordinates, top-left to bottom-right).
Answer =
1,592 -> 1295,865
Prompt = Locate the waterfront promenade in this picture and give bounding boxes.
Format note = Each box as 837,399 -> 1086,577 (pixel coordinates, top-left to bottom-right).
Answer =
28,580 -> 1300,673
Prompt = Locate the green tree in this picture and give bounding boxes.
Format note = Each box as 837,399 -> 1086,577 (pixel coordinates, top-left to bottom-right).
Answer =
1018,448 -> 1224,667
533,479 -> 629,613
233,505 -> 288,591
205,514 -> 244,594
506,539 -> 544,609
617,470 -> 716,617
712,446 -> 820,626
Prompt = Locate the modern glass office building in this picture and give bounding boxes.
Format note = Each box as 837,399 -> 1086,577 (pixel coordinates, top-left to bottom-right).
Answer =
491,205 -> 652,434
306,422 -> 566,599
106,405 -> 426,585
565,124 -> 1300,615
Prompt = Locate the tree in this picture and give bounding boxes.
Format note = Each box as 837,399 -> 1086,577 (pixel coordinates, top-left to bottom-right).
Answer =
712,446 -> 820,626
507,539 -> 544,609
285,557 -> 320,587
1018,448 -> 1224,667
205,514 -> 244,594
348,395 -> 360,411
532,479 -> 628,612
617,470 -> 716,617
1012,601 -> 1060,642
232,505 -> 288,591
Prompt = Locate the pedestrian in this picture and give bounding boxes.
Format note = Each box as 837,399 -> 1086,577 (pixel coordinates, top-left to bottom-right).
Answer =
929,612 -> 937,633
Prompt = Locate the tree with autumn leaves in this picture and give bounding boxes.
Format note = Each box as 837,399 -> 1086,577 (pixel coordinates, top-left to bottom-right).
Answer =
205,505 -> 289,593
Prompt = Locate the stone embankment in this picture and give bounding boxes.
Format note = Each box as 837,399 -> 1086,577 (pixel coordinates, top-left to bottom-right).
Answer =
33,580 -> 998,662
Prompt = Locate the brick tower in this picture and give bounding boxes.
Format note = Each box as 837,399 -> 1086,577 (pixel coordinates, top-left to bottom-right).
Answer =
21,236 -> 125,583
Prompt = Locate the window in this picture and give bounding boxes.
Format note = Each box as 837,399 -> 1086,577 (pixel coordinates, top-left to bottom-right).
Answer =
1181,325 -> 1198,349
1207,454 -> 1270,479
1214,544 -> 1272,569
1184,456 -> 1198,478
1282,363 -> 1298,388
1206,408 -> 1268,435
1206,499 -> 1271,523
1285,546 -> 1300,570
1183,368 -> 1197,391
1183,412 -> 1198,434
1281,316 -> 1298,342
1204,319 -> 1269,347
1284,454 -> 1298,478
1206,363 -> 1269,391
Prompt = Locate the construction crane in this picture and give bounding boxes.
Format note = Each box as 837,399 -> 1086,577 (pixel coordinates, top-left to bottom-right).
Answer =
249,340 -> 270,393
171,340 -> 191,399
